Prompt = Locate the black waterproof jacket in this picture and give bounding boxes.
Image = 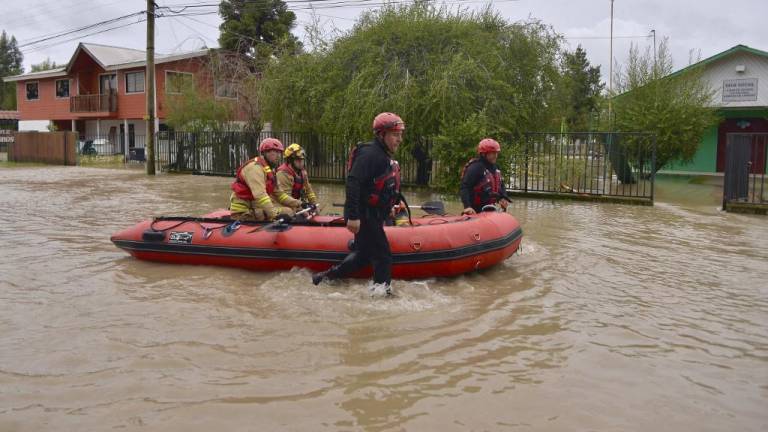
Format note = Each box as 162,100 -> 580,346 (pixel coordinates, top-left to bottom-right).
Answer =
344,137 -> 394,221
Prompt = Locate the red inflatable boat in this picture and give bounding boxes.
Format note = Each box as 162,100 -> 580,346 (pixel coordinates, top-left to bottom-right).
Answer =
110,210 -> 522,279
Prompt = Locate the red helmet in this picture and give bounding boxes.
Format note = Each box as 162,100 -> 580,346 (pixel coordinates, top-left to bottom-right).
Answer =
372,112 -> 405,134
478,138 -> 501,154
259,137 -> 284,153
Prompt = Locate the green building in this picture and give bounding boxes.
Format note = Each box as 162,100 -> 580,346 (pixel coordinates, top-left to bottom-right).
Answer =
663,45 -> 768,175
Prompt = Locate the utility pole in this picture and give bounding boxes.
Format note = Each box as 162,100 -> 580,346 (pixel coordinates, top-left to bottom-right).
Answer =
650,29 -> 657,76
608,0 -> 614,131
145,0 -> 156,175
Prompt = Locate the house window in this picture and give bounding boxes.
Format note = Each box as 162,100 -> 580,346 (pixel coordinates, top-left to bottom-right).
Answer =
215,81 -> 237,99
125,71 -> 145,93
166,71 -> 193,94
55,79 -> 70,98
26,82 -> 39,100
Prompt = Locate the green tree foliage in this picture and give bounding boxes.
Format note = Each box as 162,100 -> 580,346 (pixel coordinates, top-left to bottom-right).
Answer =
612,38 -> 718,173
0,30 -> 24,110
556,45 -> 604,131
30,57 -> 58,72
259,4 -> 563,189
165,82 -> 235,133
218,0 -> 302,67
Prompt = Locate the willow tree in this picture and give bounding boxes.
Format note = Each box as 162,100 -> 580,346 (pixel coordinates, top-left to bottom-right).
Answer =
259,4 -> 563,189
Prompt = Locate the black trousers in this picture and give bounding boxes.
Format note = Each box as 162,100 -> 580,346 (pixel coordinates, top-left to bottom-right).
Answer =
328,213 -> 392,284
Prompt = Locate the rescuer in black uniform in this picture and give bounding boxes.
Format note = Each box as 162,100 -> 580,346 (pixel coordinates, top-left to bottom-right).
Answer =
311,112 -> 405,296
460,138 -> 510,215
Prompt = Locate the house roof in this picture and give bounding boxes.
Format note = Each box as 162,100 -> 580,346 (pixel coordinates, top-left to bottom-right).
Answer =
612,44 -> 767,101
72,43 -> 148,69
3,42 -> 210,82
667,44 -> 768,79
2,67 -> 68,82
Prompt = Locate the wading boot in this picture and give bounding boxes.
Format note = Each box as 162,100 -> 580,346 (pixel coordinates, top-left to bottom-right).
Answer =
311,269 -> 332,286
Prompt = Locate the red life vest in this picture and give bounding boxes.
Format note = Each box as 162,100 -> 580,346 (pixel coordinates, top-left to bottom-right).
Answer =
368,159 -> 401,208
348,142 -> 402,208
461,158 -> 501,208
276,162 -> 306,199
231,157 -> 275,200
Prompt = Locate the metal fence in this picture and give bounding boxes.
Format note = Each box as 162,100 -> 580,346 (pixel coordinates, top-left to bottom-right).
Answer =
723,133 -> 767,209
77,134 -> 147,162
507,132 -> 656,201
157,131 -> 434,185
87,129 -> 656,201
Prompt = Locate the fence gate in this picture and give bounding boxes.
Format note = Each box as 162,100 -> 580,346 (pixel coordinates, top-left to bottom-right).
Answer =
723,133 -> 768,212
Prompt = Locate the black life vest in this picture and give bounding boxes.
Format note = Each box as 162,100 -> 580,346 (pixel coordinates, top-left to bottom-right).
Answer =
276,162 -> 306,199
348,142 -> 402,209
461,158 -> 501,208
231,157 -> 275,200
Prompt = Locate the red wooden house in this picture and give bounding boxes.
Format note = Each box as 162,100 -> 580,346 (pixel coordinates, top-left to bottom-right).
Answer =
4,42 -> 248,155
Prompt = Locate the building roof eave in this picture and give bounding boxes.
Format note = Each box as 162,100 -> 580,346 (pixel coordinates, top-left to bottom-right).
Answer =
666,44 -> 768,80
104,49 -> 211,71
2,68 -> 68,82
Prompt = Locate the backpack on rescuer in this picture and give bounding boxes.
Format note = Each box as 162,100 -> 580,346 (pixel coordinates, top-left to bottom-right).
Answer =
347,142 -> 402,209
461,158 -> 501,208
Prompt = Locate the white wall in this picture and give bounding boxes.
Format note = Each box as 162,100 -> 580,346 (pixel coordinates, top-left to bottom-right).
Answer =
702,51 -> 768,108
18,120 -> 50,132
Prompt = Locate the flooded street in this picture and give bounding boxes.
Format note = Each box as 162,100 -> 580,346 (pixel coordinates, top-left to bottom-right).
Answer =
1,166 -> 766,431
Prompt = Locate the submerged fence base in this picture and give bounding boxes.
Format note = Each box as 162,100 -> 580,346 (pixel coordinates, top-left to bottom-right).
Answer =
506,190 -> 653,206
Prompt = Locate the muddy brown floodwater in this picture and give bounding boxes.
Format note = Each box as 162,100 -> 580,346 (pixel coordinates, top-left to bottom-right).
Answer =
1,166 -> 766,431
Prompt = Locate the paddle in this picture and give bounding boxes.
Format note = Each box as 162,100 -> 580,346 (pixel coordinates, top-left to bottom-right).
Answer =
331,201 -> 446,216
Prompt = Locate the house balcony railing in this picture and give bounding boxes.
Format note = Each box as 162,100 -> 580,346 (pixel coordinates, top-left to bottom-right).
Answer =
69,93 -> 118,113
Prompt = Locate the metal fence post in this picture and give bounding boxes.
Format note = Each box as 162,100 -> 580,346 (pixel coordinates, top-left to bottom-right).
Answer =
523,134 -> 529,193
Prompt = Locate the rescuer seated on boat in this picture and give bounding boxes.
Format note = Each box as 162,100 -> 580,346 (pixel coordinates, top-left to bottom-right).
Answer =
387,201 -> 410,226
229,138 -> 301,221
460,138 -> 511,215
276,143 -> 320,218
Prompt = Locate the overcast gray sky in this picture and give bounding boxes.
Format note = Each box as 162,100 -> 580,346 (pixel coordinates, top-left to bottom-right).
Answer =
3,0 -> 767,83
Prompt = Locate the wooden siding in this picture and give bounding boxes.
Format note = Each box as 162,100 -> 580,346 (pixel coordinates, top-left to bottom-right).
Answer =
9,131 -> 78,165
15,78 -> 74,121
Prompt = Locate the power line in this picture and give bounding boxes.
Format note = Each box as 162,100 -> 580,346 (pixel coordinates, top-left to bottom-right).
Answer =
18,11 -> 146,48
16,0 -> 522,55
20,19 -> 147,54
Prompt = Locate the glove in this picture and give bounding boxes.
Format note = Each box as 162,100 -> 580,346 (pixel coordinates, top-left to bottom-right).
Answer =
276,213 -> 293,224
